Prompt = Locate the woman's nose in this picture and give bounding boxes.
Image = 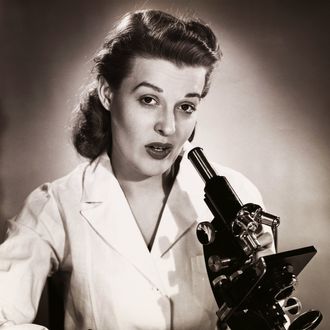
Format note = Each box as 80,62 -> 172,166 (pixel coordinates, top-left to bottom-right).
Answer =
154,111 -> 176,136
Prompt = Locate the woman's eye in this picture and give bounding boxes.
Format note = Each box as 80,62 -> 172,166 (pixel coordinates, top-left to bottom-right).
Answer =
178,103 -> 196,114
140,96 -> 158,106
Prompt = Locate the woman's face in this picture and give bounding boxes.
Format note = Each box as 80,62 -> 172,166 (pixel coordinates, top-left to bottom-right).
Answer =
109,56 -> 207,180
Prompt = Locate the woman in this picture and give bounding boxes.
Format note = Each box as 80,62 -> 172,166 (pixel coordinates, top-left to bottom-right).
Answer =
0,9 -> 273,330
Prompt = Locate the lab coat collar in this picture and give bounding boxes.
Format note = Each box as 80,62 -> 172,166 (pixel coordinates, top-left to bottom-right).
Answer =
80,153 -> 114,203
150,154 -> 210,258
79,151 -> 211,291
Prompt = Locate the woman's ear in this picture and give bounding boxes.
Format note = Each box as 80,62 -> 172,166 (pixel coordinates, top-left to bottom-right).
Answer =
97,76 -> 112,111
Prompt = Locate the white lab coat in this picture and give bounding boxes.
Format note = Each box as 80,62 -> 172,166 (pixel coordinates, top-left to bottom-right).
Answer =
0,151 -> 265,329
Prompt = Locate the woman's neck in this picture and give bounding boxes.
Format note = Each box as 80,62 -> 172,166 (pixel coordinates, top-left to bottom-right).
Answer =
110,156 -> 181,249
109,153 -> 180,200
115,169 -> 172,200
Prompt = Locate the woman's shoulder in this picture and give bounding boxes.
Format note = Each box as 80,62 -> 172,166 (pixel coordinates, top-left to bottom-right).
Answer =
211,162 -> 264,207
180,147 -> 264,207
14,160 -> 91,219
182,144 -> 263,206
30,153 -> 111,205
51,160 -> 90,192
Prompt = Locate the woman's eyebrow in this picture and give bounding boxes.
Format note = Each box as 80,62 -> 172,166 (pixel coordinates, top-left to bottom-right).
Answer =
132,81 -> 201,99
132,81 -> 163,93
185,92 -> 201,100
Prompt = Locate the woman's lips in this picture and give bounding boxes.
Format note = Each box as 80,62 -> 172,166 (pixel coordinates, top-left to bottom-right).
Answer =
145,143 -> 173,160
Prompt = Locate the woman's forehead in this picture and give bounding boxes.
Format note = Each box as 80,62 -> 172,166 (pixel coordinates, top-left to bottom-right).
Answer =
122,57 -> 207,96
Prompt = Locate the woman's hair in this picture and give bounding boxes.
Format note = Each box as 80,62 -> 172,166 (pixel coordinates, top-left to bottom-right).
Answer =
72,9 -> 222,160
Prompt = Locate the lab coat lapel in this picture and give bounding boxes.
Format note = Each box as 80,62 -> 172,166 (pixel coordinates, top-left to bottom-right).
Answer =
151,155 -> 213,258
79,154 -> 165,293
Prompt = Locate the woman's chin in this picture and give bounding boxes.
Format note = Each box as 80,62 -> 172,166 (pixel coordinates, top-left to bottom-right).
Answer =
139,158 -> 174,178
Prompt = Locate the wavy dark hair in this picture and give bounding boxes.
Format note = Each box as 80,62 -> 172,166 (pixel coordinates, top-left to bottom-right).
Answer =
72,9 -> 221,160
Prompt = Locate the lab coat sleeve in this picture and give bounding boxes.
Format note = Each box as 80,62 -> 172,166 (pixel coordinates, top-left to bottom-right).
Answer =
0,183 -> 65,327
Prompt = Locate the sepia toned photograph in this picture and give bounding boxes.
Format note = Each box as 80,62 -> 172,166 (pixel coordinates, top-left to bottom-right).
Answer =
0,1 -> 329,329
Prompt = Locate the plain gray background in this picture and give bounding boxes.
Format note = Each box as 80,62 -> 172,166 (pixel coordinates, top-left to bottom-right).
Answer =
0,0 -> 329,328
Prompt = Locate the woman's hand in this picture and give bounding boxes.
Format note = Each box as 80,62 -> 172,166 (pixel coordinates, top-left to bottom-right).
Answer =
256,225 -> 275,259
